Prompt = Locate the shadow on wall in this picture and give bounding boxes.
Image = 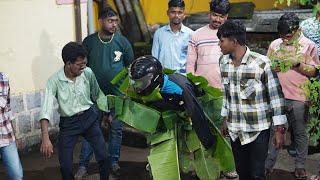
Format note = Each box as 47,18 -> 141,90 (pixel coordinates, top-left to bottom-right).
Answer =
31,30 -> 62,91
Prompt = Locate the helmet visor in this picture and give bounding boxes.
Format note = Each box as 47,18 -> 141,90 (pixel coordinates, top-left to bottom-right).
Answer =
129,73 -> 154,94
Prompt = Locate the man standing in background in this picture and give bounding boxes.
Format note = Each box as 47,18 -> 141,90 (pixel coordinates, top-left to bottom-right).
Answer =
186,0 -> 230,89
152,0 -> 193,73
265,13 -> 319,180
75,6 -> 134,179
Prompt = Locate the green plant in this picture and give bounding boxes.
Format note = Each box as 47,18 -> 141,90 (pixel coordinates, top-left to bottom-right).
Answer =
302,75 -> 320,145
268,37 -> 303,73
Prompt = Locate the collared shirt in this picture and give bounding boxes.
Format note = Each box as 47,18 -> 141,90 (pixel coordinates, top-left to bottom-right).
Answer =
267,33 -> 319,102
39,67 -> 103,120
220,47 -> 287,145
152,24 -> 193,73
300,17 -> 320,56
83,32 -> 134,96
186,24 -> 222,89
0,73 -> 15,148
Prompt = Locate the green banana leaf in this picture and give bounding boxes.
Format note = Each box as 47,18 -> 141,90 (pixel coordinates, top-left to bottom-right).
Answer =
193,145 -> 221,180
162,111 -> 179,130
199,94 -> 223,128
96,91 -> 108,112
148,137 -> 180,180
107,95 -> 161,133
185,129 -> 201,152
110,69 -> 128,85
147,130 -> 174,145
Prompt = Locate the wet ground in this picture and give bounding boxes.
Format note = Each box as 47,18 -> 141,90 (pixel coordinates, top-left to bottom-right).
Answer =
0,134 -> 319,180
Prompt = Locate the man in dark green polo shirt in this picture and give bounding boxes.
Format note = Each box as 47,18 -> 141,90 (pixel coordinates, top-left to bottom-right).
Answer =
75,6 -> 134,179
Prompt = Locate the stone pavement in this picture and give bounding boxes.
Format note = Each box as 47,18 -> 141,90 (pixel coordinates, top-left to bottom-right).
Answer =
0,141 -> 319,180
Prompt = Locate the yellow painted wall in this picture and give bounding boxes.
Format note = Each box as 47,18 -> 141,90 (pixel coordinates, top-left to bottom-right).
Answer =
105,0 -> 297,24
0,0 -> 88,95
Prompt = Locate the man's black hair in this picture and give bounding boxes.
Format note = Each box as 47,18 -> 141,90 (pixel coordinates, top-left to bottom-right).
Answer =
210,0 -> 231,15
98,6 -> 118,19
217,20 -> 246,46
277,13 -> 300,35
168,0 -> 185,8
62,42 -> 87,64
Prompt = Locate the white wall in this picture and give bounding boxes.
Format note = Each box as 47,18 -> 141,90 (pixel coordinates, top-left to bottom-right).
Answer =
0,0 -> 88,95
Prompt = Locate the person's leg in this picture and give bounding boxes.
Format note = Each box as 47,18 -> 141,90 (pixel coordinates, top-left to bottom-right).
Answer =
290,100 -> 309,178
58,116 -> 82,180
265,125 -> 279,173
78,139 -> 93,169
0,142 -> 23,180
250,129 -> 270,180
82,107 -> 109,180
76,105 -> 103,178
108,108 -> 123,168
231,138 -> 250,180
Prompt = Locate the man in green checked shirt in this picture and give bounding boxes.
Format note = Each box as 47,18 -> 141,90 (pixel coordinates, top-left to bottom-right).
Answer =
218,20 -> 287,180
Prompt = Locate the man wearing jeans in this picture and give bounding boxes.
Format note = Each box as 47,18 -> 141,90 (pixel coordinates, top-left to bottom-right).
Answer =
39,42 -> 109,180
0,72 -> 23,180
75,6 -> 134,178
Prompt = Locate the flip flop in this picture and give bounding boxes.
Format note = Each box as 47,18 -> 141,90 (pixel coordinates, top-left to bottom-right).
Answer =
224,170 -> 238,179
294,168 -> 308,180
310,174 -> 320,180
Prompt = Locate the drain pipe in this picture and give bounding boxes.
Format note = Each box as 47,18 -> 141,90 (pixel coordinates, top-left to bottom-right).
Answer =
74,0 -> 82,43
87,0 -> 95,35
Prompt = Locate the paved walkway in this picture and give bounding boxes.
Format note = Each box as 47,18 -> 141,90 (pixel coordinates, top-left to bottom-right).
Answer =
0,142 -> 319,180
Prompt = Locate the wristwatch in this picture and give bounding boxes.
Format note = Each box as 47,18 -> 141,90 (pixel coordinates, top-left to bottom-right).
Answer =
276,126 -> 286,134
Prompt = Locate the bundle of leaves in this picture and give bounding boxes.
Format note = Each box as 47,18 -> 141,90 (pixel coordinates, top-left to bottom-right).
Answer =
97,69 -> 235,180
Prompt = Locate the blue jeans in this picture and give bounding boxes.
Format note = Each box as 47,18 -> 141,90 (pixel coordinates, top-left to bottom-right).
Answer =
79,108 -> 123,168
0,142 -> 23,180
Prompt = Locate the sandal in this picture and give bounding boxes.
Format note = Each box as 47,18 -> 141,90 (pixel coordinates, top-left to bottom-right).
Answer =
294,168 -> 308,180
224,170 -> 238,179
310,172 -> 320,180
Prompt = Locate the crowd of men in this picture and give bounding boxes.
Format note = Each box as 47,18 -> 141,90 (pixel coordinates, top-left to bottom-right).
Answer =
1,0 -> 320,180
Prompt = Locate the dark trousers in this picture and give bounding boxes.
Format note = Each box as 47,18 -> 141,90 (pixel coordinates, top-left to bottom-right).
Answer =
231,129 -> 270,180
58,106 -> 109,180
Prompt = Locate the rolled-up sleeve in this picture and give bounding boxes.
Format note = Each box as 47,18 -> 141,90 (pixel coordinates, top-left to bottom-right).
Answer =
264,63 -> 287,125
39,79 -> 56,121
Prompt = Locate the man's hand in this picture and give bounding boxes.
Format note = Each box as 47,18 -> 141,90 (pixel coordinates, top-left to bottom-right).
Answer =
103,113 -> 112,127
275,64 -> 281,73
40,137 -> 53,157
221,117 -> 229,138
40,119 -> 53,157
273,129 -> 286,149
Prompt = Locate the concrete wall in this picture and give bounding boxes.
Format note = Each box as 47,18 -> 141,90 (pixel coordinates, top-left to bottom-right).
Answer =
0,0 -> 88,152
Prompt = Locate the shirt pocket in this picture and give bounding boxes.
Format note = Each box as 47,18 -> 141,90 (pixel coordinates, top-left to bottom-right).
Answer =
222,77 -> 230,92
239,78 -> 258,100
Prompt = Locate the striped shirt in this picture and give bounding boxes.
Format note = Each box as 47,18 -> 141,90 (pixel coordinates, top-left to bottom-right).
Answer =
0,72 -> 15,148
186,25 -> 222,89
220,48 -> 287,145
152,24 -> 193,73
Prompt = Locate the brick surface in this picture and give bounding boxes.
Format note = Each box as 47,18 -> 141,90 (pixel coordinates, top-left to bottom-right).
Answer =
18,114 -> 32,134
26,92 -> 41,110
11,95 -> 24,114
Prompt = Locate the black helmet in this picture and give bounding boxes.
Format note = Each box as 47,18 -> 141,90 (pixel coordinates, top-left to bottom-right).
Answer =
129,56 -> 164,96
